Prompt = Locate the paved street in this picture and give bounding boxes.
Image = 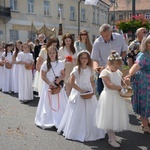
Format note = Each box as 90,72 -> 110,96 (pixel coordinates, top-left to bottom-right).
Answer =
0,91 -> 150,150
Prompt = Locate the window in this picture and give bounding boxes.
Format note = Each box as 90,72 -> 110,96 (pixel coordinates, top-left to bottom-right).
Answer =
44,1 -> 50,16
28,0 -> 34,13
10,30 -> 18,42
92,7 -> 96,24
110,13 -> 115,21
70,6 -> 75,20
28,31 -> 36,42
118,14 -> 123,20
145,13 -> 150,19
81,8 -> 86,21
58,4 -> 63,18
10,0 -> 17,11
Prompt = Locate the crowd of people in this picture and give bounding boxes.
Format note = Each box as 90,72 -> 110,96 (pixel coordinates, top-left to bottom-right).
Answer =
0,23 -> 150,148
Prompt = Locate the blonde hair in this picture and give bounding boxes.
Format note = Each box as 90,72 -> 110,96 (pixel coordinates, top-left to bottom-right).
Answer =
140,35 -> 150,52
107,50 -> 122,66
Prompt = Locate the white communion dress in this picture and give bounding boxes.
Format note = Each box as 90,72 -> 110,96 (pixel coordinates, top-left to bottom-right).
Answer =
95,68 -> 129,131
35,60 -> 68,129
57,66 -> 106,142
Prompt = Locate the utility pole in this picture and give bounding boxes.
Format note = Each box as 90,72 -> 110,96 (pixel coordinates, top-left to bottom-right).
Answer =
132,0 -> 136,40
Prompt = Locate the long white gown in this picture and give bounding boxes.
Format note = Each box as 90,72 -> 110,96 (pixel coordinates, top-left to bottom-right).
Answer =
2,52 -> 13,92
57,66 -> 105,142
95,68 -> 129,131
35,60 -> 68,129
17,52 -> 33,101
12,51 -> 22,93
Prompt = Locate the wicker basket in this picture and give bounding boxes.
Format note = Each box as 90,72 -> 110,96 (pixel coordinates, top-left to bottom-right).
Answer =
0,62 -> 4,66
80,91 -> 94,99
48,86 -> 61,95
5,62 -> 12,69
25,64 -> 33,70
119,87 -> 133,98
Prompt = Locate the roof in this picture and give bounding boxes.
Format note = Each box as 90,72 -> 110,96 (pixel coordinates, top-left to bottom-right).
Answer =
104,0 -> 150,11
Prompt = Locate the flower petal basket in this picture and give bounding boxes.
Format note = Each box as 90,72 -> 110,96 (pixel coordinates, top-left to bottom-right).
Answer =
80,91 -> 94,99
5,62 -> 12,69
119,86 -> 133,98
48,86 -> 61,95
25,64 -> 33,70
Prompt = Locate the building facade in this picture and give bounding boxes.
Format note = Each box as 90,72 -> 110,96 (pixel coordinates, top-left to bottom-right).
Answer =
105,0 -> 150,31
0,0 -> 109,43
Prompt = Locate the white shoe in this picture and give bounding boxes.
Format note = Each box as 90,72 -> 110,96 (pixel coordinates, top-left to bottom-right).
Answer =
108,140 -> 121,148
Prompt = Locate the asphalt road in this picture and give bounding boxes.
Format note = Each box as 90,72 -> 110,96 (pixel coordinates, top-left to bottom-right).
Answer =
0,91 -> 150,150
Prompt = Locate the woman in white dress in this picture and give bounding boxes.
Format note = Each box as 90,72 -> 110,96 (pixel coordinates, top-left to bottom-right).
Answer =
0,43 -> 4,90
17,42 -> 34,103
12,40 -> 23,93
95,51 -> 129,148
35,46 -> 68,129
57,50 -> 105,142
33,37 -> 58,97
2,43 -> 14,93
58,33 -> 77,97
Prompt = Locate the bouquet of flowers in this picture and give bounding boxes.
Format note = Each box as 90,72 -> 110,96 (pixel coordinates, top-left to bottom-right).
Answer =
65,55 -> 73,62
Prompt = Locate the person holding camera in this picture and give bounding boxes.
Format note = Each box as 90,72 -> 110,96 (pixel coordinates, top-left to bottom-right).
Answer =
127,27 -> 146,68
35,46 -> 68,129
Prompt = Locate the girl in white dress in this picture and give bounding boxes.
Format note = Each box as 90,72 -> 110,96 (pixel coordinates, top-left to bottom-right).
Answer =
33,37 -> 58,97
57,50 -> 105,142
2,43 -> 13,93
35,46 -> 68,129
58,33 -> 77,97
95,51 -> 129,148
0,43 -> 4,90
17,42 -> 34,103
12,40 -> 22,93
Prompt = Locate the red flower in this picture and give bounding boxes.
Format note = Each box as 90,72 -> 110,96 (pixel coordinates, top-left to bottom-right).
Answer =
65,55 -> 73,62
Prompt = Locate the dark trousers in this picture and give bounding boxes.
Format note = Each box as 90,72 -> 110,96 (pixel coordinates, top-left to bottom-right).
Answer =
97,75 -> 104,95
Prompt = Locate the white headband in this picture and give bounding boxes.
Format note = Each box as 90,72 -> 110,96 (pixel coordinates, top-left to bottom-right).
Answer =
77,50 -> 90,58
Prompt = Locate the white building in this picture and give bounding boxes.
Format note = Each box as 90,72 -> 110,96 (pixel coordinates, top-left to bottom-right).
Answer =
0,0 -> 109,43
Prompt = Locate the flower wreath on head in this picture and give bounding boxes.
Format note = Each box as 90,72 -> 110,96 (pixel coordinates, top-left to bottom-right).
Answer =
108,51 -> 122,61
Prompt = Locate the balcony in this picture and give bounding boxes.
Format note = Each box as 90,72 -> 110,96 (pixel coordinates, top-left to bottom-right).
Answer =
0,6 -> 11,19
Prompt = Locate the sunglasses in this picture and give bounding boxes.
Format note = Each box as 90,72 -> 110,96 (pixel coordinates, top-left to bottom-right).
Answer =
81,33 -> 87,36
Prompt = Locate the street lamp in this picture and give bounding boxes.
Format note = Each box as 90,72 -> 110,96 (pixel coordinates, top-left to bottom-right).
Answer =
58,1 -> 63,44
110,0 -> 118,31
78,0 -> 82,35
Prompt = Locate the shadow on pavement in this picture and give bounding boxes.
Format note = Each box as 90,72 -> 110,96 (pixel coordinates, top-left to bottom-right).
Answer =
84,130 -> 150,150
129,114 -> 141,126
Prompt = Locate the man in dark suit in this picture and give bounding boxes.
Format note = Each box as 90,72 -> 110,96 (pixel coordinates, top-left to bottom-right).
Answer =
34,34 -> 46,67
33,34 -> 45,96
